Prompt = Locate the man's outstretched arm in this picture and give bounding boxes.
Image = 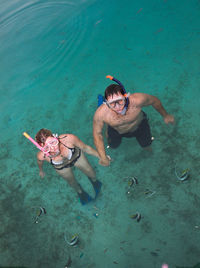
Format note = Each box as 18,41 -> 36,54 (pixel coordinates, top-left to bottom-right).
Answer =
134,93 -> 175,125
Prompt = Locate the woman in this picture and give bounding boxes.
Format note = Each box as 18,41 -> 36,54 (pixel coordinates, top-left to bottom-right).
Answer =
35,128 -> 102,205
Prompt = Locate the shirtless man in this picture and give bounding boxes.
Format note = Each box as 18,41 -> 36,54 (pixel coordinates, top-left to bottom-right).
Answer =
35,128 -> 102,204
93,83 -> 175,166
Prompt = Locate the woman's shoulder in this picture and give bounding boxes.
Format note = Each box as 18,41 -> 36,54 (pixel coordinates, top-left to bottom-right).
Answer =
59,133 -> 68,139
59,133 -> 78,145
59,133 -> 76,140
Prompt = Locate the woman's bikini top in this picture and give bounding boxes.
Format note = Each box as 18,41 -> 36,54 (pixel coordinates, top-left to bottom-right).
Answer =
49,137 -> 81,170
50,141 -> 75,166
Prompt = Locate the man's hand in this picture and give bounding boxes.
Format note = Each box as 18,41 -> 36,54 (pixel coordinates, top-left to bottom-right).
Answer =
39,170 -> 45,178
99,156 -> 111,166
164,114 -> 175,125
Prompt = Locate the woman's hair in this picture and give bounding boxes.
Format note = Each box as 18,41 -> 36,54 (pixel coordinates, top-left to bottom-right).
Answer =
104,84 -> 124,100
35,128 -> 53,145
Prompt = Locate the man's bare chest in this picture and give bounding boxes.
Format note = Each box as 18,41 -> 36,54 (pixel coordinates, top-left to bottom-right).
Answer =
105,108 -> 142,127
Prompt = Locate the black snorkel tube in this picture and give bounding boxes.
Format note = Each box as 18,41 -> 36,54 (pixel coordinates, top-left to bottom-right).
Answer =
106,75 -> 129,111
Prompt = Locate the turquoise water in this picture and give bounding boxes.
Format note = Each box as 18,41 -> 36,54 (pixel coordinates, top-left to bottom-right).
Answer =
1,0 -> 200,267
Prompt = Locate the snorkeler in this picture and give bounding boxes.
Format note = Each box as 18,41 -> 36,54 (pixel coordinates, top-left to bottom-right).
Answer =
93,75 -> 175,166
34,129 -> 102,205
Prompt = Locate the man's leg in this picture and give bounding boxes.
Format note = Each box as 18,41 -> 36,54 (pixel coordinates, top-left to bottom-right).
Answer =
134,113 -> 153,150
106,125 -> 122,148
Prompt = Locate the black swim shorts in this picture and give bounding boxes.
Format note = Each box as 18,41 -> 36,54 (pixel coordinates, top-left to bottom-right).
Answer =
107,112 -> 152,148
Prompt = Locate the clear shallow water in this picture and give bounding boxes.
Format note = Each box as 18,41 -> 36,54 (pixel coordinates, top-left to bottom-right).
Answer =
1,0 -> 200,267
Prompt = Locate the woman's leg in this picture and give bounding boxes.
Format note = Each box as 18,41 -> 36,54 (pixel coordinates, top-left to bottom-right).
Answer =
56,167 -> 92,205
74,152 -> 96,180
75,152 -> 102,197
56,168 -> 82,193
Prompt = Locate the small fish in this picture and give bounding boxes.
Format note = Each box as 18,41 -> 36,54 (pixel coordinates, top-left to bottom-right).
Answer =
154,28 -> 163,34
34,207 -> 46,223
130,214 -> 138,219
40,207 -> 46,215
64,234 -> 79,247
64,256 -> 72,268
120,240 -> 127,244
130,212 -> 141,222
136,213 -> 141,222
137,8 -> 143,14
144,189 -> 156,198
113,261 -> 118,264
175,166 -> 190,181
80,252 -> 84,258
104,248 -> 108,253
36,207 -> 46,217
144,189 -> 151,195
150,251 -> 159,257
128,177 -> 138,187
95,19 -> 102,25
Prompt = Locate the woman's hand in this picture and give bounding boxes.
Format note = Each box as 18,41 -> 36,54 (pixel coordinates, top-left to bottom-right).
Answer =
39,170 -> 45,178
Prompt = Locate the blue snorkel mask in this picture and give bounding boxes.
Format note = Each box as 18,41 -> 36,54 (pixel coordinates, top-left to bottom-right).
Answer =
97,75 -> 130,115
105,75 -> 130,115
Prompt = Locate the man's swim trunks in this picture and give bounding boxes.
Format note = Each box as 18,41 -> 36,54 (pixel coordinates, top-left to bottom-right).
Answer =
107,112 -> 152,148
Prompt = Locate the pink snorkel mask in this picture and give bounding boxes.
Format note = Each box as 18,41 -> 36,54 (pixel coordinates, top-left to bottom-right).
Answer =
23,132 -> 50,157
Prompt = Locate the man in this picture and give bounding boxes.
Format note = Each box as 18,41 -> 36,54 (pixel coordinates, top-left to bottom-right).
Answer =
93,81 -> 175,166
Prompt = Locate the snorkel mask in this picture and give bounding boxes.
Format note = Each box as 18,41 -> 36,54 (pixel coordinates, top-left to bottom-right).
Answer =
23,132 -> 50,157
105,75 -> 130,115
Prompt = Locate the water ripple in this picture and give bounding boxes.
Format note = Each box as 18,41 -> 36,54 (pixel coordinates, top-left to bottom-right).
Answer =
0,1 -> 77,27
0,0 -> 92,93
